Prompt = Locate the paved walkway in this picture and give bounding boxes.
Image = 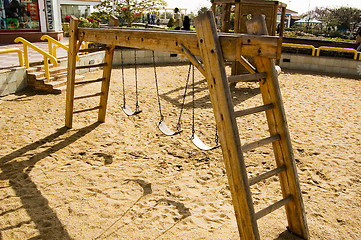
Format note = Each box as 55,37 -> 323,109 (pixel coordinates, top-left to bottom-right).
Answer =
0,38 -> 69,70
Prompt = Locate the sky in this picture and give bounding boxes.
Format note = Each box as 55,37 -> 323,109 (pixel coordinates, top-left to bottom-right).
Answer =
165,0 -> 361,15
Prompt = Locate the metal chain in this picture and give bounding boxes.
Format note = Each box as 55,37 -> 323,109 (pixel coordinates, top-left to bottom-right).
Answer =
176,62 -> 192,132
152,51 -> 163,121
191,64 -> 195,137
134,49 -> 140,112
215,126 -> 219,145
121,48 -> 126,108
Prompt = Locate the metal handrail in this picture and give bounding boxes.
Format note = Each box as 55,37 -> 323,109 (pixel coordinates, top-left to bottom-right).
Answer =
282,43 -> 316,56
316,46 -> 358,60
14,37 -> 58,80
40,34 -> 70,59
0,48 -> 24,67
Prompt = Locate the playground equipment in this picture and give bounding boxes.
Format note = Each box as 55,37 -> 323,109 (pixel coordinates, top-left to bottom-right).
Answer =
120,48 -> 142,116
189,64 -> 220,151
64,10 -> 309,240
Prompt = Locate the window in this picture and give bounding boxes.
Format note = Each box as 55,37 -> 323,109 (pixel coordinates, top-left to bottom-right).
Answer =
0,0 -> 40,30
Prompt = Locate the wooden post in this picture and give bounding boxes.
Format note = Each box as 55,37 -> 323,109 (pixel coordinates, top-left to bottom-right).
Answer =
97,18 -> 117,123
220,3 -> 231,32
248,16 -> 309,240
194,11 -> 259,240
109,15 -> 119,27
97,45 -> 115,123
65,16 -> 79,128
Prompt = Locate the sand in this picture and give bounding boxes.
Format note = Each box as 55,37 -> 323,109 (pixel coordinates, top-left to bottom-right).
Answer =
0,64 -> 360,240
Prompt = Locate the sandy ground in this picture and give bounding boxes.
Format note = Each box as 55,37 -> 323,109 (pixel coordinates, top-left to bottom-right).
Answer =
0,64 -> 360,240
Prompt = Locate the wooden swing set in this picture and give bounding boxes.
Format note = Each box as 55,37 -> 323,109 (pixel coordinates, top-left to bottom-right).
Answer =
64,5 -> 309,240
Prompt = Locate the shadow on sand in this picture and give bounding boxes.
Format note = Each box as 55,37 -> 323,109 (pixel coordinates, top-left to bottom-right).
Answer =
0,122 -> 100,239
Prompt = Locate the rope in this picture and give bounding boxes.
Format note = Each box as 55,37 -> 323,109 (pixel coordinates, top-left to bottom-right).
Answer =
121,48 -> 126,108
152,51 -> 163,121
176,62 -> 192,132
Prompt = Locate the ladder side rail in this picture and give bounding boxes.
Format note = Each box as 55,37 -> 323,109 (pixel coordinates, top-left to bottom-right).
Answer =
247,15 -> 309,239
98,18 -> 117,123
65,16 -> 79,128
195,11 -> 259,240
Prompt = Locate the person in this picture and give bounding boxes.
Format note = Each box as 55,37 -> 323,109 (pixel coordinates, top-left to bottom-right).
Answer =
182,15 -> 190,30
173,7 -> 182,30
356,31 -> 361,51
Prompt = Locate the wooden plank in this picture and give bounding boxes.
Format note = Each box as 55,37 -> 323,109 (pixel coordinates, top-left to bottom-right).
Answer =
98,45 -> 115,123
241,135 -> 280,152
234,103 -> 273,118
194,11 -> 259,240
248,17 -> 309,239
221,3 -> 232,32
74,106 -> 102,114
74,78 -> 105,85
74,92 -> 103,100
228,72 -> 266,83
179,44 -> 206,77
248,165 -> 286,186
255,195 -> 293,220
75,28 -> 279,60
76,63 -> 107,69
65,16 -> 79,129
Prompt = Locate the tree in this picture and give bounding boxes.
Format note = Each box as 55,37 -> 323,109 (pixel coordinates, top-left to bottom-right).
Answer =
93,0 -> 167,26
302,6 -> 361,31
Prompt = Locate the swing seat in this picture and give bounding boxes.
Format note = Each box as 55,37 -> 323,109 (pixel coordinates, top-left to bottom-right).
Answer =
122,104 -> 142,116
157,121 -> 182,136
190,134 -> 220,151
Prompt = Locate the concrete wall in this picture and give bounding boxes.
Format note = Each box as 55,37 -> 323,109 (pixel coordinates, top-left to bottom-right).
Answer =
1,49 -> 360,97
0,67 -> 27,97
280,53 -> 361,76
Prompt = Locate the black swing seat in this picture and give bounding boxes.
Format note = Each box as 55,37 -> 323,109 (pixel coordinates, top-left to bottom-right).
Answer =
190,134 -> 220,151
122,104 -> 142,116
157,120 -> 182,136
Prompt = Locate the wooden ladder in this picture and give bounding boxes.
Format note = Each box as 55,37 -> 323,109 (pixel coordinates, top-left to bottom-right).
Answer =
65,16 -> 116,128
194,12 -> 309,239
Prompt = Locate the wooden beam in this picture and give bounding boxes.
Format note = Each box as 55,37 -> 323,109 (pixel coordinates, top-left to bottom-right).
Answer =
75,28 -> 279,60
65,16 -> 79,129
195,11 -> 259,240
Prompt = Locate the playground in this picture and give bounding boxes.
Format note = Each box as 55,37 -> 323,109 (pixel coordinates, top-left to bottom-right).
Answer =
0,64 -> 360,239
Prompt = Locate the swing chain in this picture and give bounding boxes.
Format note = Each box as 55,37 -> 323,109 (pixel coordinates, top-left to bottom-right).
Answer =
215,126 -> 219,145
176,62 -> 192,132
121,48 -> 126,108
134,49 -> 140,112
153,51 -> 164,121
191,64 -> 196,138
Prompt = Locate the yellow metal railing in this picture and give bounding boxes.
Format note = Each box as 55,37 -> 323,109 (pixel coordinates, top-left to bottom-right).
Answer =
316,46 -> 358,60
14,37 -> 58,80
0,48 -> 24,67
40,34 -> 70,59
282,43 -> 316,56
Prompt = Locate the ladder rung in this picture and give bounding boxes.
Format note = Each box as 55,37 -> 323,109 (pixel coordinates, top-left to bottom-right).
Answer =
78,47 -> 108,53
255,195 -> 293,220
234,104 -> 273,118
228,72 -> 267,84
76,63 -> 107,69
74,92 -> 103,100
73,106 -> 102,114
74,78 -> 105,85
241,135 -> 280,152
248,165 -> 286,186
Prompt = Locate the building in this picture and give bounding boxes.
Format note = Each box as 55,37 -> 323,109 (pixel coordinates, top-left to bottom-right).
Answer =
0,0 -> 63,43
0,0 -> 98,43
